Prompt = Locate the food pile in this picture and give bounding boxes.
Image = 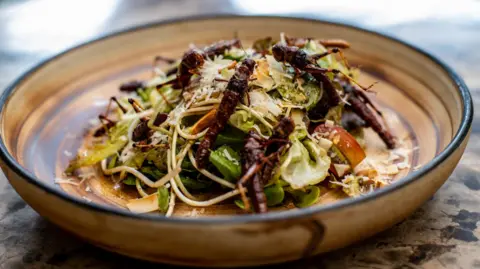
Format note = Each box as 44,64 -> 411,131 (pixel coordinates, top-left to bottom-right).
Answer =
64,34 -> 406,216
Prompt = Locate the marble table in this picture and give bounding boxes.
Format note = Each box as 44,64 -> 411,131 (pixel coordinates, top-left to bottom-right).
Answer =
0,1 -> 479,268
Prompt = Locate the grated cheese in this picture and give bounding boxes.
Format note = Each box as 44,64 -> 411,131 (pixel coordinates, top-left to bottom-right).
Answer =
199,56 -> 234,92
384,164 -> 399,175
167,102 -> 186,125
392,147 -> 412,172
150,131 -> 168,145
334,164 -> 351,177
249,90 -> 282,117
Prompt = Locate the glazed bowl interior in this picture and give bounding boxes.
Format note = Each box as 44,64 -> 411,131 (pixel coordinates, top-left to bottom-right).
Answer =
0,16 -> 469,219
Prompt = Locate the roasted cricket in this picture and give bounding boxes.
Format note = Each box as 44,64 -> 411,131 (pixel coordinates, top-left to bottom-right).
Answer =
64,33 -> 409,217
195,58 -> 256,168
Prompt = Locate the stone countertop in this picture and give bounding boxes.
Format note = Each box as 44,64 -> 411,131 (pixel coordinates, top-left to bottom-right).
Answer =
0,1 -> 479,268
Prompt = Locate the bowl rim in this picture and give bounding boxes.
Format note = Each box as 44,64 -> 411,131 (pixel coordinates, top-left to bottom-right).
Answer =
0,14 -> 473,225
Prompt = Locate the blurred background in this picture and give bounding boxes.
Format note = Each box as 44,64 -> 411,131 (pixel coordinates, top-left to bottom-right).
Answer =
1,0 -> 479,89
0,0 -> 479,268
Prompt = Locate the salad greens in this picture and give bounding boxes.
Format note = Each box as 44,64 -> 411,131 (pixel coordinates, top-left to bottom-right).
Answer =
63,33 -> 399,216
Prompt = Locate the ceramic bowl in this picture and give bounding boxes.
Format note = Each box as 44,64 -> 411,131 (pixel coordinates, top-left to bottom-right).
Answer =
0,16 -> 472,267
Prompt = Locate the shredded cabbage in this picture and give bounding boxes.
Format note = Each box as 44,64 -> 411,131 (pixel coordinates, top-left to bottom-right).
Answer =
65,121 -> 130,173
228,110 -> 255,132
280,135 -> 330,189
249,90 -> 282,117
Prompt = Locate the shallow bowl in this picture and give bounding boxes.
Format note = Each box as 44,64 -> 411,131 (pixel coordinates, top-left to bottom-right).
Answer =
0,15 -> 472,267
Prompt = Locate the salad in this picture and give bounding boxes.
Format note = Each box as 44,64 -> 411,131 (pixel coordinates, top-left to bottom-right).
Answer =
64,33 -> 405,216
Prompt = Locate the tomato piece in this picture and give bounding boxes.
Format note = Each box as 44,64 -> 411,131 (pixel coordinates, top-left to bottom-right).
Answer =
313,124 -> 366,168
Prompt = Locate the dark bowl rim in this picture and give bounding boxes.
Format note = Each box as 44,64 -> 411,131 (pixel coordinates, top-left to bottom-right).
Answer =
0,14 -> 473,225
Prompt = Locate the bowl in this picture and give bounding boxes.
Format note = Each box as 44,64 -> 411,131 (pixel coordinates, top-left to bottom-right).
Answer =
0,15 -> 472,267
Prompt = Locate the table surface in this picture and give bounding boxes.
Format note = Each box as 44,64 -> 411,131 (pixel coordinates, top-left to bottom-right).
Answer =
0,0 -> 479,268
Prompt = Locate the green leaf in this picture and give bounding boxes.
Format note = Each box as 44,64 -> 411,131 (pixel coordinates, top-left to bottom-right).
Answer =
145,147 -> 168,171
140,166 -> 165,180
279,136 -> 330,189
137,88 -> 149,102
108,154 -> 118,169
123,150 -> 147,169
264,184 -> 285,207
234,199 -> 246,210
180,175 -> 212,191
214,126 -> 245,146
157,187 -> 170,213
277,179 -> 290,187
180,158 -> 197,173
228,110 -> 255,133
286,186 -> 320,208
208,145 -> 242,181
223,48 -> 247,61
123,175 -> 137,186
302,82 -> 323,111
325,105 -> 344,125
65,121 -> 130,173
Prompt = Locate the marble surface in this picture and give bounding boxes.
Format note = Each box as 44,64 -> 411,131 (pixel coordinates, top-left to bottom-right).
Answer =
0,0 -> 479,268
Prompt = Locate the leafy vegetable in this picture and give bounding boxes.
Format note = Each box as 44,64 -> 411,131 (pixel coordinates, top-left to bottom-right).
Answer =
157,187 -> 170,213
265,55 -> 314,104
209,145 -> 241,181
252,37 -> 276,55
325,105 -> 344,125
234,184 -> 285,208
108,154 -> 118,169
137,88 -> 149,102
145,148 -> 169,170
341,175 -> 362,197
180,175 -> 212,191
280,135 -> 330,189
266,55 -> 294,89
123,150 -> 147,169
302,82 -> 323,110
264,184 -> 285,206
65,122 -> 129,173
291,128 -> 308,141
140,166 -> 165,180
249,90 -> 282,117
151,84 -> 181,113
224,48 -> 248,61
123,175 -> 137,186
285,186 -> 320,207
276,85 -> 307,103
214,126 -> 245,146
228,110 -> 255,132
181,158 -> 197,173
234,199 -> 247,210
